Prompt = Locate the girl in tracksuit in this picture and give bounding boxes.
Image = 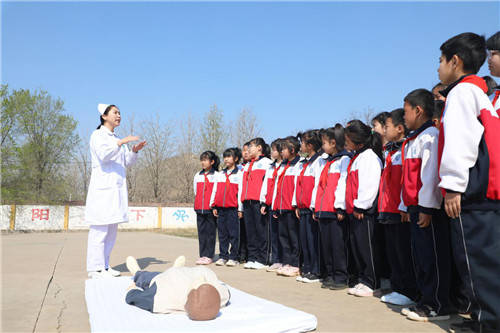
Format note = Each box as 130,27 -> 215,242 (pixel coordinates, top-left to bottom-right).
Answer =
271,136 -> 302,277
238,138 -> 272,269
210,148 -> 243,267
194,151 -> 220,265
377,108 -> 417,306
293,130 -> 324,283
311,124 -> 351,289
260,139 -> 284,272
344,120 -> 383,297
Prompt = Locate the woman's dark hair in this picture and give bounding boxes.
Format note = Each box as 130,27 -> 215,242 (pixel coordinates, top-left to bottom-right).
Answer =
279,136 -> 300,155
320,124 -> 345,151
482,75 -> 498,96
249,137 -> 268,157
433,100 -> 445,120
388,108 -> 408,136
298,129 -> 322,151
97,104 -> 117,129
404,88 -> 435,118
223,147 -> 242,165
371,112 -> 390,128
200,150 -> 220,170
345,119 -> 383,161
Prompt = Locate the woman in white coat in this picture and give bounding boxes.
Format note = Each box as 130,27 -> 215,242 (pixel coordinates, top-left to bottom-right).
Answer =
86,103 -> 146,279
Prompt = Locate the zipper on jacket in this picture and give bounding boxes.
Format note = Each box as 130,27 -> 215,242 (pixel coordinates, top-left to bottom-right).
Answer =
222,172 -> 228,208
201,176 -> 206,214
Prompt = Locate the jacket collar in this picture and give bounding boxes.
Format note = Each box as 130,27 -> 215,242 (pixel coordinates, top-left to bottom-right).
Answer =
384,140 -> 404,152
327,150 -> 353,161
222,167 -> 239,175
199,168 -> 216,175
407,120 -> 434,140
303,151 -> 321,165
440,74 -> 488,98
281,155 -> 301,166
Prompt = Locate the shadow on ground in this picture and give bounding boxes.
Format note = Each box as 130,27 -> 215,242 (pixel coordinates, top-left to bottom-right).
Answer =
112,257 -> 169,272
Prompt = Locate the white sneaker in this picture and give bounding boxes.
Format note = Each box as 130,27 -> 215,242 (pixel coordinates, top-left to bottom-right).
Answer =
88,270 -> 113,279
296,275 -> 304,282
215,258 -> 227,266
243,261 -> 256,269
251,261 -> 268,270
106,267 -> 121,277
353,284 -> 374,297
347,283 -> 363,295
225,260 -> 238,267
381,292 -> 415,306
126,256 -> 141,275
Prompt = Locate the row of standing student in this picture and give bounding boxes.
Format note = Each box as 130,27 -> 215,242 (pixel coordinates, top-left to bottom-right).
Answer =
193,32 -> 500,332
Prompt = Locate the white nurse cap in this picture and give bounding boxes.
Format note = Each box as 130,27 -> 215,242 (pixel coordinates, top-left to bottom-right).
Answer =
97,103 -> 110,115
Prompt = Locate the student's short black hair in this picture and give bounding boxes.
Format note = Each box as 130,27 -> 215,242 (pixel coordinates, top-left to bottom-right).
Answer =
280,136 -> 300,155
270,138 -> 283,151
482,75 -> 498,96
320,124 -> 345,151
433,100 -> 445,120
200,150 -> 220,170
486,31 -> 500,51
404,88 -> 435,119
298,129 -> 322,151
371,112 -> 390,127
440,32 -> 487,74
387,108 -> 408,135
223,147 -> 242,164
432,82 -> 447,92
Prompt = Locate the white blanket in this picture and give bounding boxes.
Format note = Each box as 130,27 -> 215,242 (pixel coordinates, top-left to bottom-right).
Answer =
85,277 -> 317,333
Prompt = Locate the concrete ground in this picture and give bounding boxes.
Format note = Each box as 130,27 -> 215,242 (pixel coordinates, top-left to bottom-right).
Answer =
1,231 -> 461,332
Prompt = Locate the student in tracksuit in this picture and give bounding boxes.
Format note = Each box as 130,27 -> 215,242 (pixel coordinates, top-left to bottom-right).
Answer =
438,33 -> 500,333
294,130 -> 324,283
260,139 -> 284,272
344,120 -> 383,298
238,138 -> 272,270
238,142 -> 251,263
377,108 -> 418,307
210,148 -> 243,267
399,89 -> 451,322
271,136 -> 302,277
487,32 -> 500,116
194,151 -> 220,265
311,124 -> 351,290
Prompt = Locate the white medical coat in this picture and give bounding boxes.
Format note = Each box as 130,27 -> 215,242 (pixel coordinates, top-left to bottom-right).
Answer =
85,127 -> 138,225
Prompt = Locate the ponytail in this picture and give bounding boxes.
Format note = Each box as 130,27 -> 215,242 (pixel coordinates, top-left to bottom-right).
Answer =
345,119 -> 383,160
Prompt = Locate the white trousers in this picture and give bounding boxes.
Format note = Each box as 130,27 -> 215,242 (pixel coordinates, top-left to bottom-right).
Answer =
86,223 -> 119,272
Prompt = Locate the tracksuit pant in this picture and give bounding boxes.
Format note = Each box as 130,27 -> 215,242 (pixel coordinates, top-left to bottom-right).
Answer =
383,222 -> 418,300
450,209 -> 500,332
268,212 -> 282,264
299,210 -> 320,275
278,211 -> 300,267
217,208 -> 240,261
349,214 -> 378,290
196,213 -> 217,259
87,223 -> 119,272
319,216 -> 348,284
243,200 -> 269,264
409,208 -> 451,314
239,217 -> 248,262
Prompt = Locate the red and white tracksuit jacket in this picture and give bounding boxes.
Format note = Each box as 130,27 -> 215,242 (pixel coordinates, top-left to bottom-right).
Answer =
378,141 -> 406,222
439,75 -> 500,210
345,148 -> 382,215
238,155 -> 273,204
271,156 -> 302,214
260,161 -> 281,208
311,151 -> 351,219
293,152 -> 325,211
210,168 -> 243,211
399,121 -> 442,213
193,169 -> 217,214
491,86 -> 500,116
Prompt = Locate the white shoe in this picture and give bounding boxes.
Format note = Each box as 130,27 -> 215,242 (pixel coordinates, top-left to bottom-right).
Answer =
347,283 -> 363,295
296,275 -> 304,282
251,261 -> 268,270
173,255 -> 186,268
215,258 -> 227,266
243,261 -> 256,269
353,284 -> 374,297
88,270 -> 113,279
381,292 -> 415,306
106,267 -> 121,277
126,256 -> 141,275
225,260 -> 238,267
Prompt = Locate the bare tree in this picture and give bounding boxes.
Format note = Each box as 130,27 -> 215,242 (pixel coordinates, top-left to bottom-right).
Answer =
231,107 -> 262,147
341,107 -> 376,126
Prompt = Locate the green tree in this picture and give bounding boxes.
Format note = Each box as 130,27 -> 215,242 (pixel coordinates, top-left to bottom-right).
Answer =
199,104 -> 227,157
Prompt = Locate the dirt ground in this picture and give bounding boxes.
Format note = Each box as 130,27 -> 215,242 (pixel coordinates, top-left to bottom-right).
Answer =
1,231 -> 461,332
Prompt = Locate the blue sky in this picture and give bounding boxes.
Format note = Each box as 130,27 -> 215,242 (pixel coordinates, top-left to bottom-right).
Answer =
2,1 -> 499,143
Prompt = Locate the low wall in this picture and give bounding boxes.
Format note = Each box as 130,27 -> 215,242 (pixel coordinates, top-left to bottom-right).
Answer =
0,205 -> 198,231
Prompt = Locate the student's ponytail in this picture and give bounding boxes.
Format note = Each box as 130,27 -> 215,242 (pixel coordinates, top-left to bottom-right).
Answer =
345,119 -> 382,160
263,143 -> 271,159
370,131 -> 384,161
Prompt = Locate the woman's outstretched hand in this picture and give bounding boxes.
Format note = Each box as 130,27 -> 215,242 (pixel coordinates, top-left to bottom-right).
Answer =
132,140 -> 147,153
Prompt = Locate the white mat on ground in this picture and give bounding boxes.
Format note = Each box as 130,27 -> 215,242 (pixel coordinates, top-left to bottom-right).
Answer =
85,276 -> 317,332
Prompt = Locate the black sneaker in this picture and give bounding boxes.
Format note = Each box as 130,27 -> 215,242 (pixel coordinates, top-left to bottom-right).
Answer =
406,305 -> 450,322
449,319 -> 480,333
321,276 -> 334,289
303,273 -> 320,283
330,281 -> 348,290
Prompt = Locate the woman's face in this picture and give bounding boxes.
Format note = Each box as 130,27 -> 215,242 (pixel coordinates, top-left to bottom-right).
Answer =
103,107 -> 121,128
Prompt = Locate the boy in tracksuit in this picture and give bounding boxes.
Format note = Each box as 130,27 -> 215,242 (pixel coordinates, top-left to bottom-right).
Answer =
272,136 -> 302,277
438,33 -> 500,333
378,108 -> 417,307
210,148 -> 243,267
400,89 -> 451,322
487,32 -> 500,116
